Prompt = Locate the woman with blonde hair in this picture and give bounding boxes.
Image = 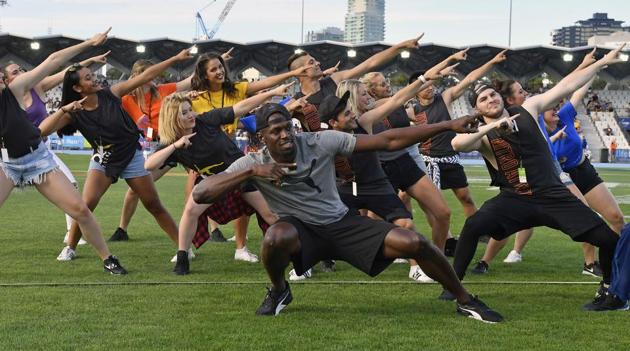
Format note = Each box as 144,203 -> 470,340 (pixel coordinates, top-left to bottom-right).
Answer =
145,83 -> 292,274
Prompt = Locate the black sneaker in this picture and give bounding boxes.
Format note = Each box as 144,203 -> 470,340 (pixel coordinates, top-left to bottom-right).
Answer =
103,255 -> 128,275
210,228 -> 227,243
471,260 -> 489,275
444,237 -> 458,257
173,250 -> 190,275
583,292 -> 629,311
457,295 -> 504,323
109,227 -> 129,242
582,261 -> 602,278
438,289 -> 456,301
256,281 -> 293,316
320,260 -> 336,273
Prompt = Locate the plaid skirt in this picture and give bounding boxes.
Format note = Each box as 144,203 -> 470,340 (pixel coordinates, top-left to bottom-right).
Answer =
192,188 -> 270,248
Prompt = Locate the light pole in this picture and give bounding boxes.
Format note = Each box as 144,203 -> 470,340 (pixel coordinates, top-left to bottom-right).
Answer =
508,0 -> 513,47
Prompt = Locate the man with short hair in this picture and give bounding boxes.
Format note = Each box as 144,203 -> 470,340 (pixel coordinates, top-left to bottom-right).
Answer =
449,45 -> 627,311
192,99 -> 504,323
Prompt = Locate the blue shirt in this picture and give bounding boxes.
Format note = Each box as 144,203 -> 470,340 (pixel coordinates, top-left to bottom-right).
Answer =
551,103 -> 583,171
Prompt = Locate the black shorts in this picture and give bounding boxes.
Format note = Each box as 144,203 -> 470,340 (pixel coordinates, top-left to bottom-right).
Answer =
279,212 -> 397,277
437,162 -> 468,190
469,189 -> 605,241
339,192 -> 412,223
567,158 -> 604,195
381,153 -> 425,191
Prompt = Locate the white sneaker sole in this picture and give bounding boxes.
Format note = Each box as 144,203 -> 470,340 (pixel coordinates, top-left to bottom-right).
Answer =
457,307 -> 499,324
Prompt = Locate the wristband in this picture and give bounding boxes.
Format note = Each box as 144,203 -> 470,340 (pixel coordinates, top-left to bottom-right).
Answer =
417,75 -> 427,84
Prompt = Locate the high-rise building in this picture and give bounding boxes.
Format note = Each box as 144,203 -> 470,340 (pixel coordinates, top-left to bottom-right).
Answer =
306,27 -> 345,43
551,13 -> 630,47
344,0 -> 385,44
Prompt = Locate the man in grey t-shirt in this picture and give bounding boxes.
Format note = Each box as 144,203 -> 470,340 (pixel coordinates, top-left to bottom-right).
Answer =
192,101 -> 503,323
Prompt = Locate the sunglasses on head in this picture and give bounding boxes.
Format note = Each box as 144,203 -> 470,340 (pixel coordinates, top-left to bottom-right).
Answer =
68,63 -> 82,72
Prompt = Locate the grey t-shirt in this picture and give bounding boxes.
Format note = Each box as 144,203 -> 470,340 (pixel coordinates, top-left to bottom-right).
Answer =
225,130 -> 357,225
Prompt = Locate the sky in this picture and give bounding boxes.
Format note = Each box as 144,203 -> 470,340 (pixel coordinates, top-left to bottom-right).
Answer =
1,0 -> 629,47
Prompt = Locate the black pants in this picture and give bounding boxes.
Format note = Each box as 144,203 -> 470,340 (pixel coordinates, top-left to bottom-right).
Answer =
453,190 -> 619,284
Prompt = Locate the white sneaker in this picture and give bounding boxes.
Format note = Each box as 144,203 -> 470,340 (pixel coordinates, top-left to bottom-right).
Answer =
170,248 -> 196,263
57,246 -> 76,261
503,250 -> 522,263
393,258 -> 408,264
409,265 -> 435,283
227,235 -> 249,242
289,268 -> 313,281
63,232 -> 87,246
234,247 -> 259,263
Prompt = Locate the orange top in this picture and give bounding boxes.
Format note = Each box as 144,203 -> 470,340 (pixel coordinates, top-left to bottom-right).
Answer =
122,83 -> 177,139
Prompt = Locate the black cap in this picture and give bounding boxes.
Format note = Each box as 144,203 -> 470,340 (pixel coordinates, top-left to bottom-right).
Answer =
318,91 -> 350,123
255,103 -> 292,132
468,83 -> 494,107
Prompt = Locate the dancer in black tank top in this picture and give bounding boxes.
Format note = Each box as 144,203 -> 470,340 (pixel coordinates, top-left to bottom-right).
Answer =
412,49 -> 507,225
0,28 -> 127,274
448,44 -> 627,312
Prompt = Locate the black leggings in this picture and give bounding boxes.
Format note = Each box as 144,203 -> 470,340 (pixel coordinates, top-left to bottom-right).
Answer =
454,219 -> 618,284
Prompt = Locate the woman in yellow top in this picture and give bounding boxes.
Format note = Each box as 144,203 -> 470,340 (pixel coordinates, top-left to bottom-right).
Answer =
187,51 -> 311,262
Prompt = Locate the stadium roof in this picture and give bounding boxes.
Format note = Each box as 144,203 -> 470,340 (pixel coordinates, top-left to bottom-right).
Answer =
1,33 -> 628,82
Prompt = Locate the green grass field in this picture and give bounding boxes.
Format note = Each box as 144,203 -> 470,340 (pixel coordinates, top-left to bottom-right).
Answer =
1,155 -> 629,350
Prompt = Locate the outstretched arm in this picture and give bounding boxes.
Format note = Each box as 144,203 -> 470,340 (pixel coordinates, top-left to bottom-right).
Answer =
111,48 -> 194,98
358,64 -> 459,133
355,114 -> 479,153
451,114 -> 518,152
9,28 -> 111,101
39,51 -> 111,93
443,50 -> 507,105
523,44 -> 625,119
331,34 -> 423,83
38,97 -> 87,136
145,132 -> 195,171
246,64 -> 312,95
233,82 -> 295,117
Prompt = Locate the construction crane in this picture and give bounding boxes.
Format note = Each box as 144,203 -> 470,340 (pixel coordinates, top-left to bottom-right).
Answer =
0,1 -> 9,7
194,0 -> 237,41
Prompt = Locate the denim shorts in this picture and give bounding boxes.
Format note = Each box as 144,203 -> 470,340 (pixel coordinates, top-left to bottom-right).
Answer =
0,142 -> 58,187
88,148 -> 149,180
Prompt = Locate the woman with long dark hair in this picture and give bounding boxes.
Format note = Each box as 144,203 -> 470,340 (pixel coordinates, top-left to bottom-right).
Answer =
2,51 -> 109,246
185,52 -> 311,262
1,28 -> 126,274
40,47 -> 194,261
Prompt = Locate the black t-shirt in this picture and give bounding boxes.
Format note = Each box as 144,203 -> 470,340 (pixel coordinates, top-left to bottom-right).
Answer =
0,88 -> 42,158
69,89 -> 141,179
416,94 -> 457,157
293,76 -> 338,109
372,105 -> 410,162
483,106 -> 565,196
336,125 -> 395,196
164,107 -> 243,175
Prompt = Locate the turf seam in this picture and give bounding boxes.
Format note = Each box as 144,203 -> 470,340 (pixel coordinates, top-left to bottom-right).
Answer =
0,280 -> 601,288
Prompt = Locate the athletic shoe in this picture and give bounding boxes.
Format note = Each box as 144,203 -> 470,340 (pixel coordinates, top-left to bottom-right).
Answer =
173,250 -> 190,275
457,295 -> 504,323
583,289 -> 629,311
444,237 -> 458,257
210,229 -> 227,242
170,248 -> 196,263
256,282 -> 293,316
56,246 -> 76,261
438,289 -> 456,301
63,232 -> 87,246
393,258 -> 408,264
227,235 -> 248,242
109,227 -> 129,242
288,268 -> 313,281
503,250 -> 522,263
234,247 -> 259,263
582,261 -> 603,278
409,265 -> 435,283
471,260 -> 489,274
320,260 -> 336,273
103,255 -> 128,275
